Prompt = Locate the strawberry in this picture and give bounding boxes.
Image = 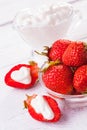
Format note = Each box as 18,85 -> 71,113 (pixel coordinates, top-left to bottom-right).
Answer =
73,65 -> 87,93
62,41 -> 87,67
48,39 -> 71,61
35,39 -> 71,62
5,62 -> 39,89
42,64 -> 73,94
24,94 -> 61,122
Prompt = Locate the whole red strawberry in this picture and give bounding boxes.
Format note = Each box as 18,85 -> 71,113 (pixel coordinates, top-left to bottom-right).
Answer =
42,64 -> 73,94
5,62 -> 39,89
62,41 -> 87,67
24,94 -> 61,122
48,39 -> 71,61
73,65 -> 87,93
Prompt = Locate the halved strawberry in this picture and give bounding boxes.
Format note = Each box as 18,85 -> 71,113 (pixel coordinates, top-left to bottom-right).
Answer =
5,62 -> 39,89
24,94 -> 61,122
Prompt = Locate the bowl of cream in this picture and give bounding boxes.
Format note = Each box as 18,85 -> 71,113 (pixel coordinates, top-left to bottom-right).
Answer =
13,2 -> 80,50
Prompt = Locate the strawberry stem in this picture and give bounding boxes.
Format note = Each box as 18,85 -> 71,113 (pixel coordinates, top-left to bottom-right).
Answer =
34,46 -> 50,56
24,94 -> 37,109
24,94 -> 32,109
29,61 -> 37,66
35,51 -> 47,56
84,42 -> 87,50
24,100 -> 28,109
40,60 -> 60,72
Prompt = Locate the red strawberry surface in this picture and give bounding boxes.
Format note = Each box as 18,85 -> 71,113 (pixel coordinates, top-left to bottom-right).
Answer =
73,65 -> 87,93
62,41 -> 87,67
5,62 -> 38,89
48,39 -> 71,61
24,94 -> 61,122
42,64 -> 73,94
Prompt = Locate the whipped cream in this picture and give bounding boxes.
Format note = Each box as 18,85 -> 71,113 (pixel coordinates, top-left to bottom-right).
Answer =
11,67 -> 31,84
15,3 -> 73,27
14,2 -> 74,50
31,95 -> 54,120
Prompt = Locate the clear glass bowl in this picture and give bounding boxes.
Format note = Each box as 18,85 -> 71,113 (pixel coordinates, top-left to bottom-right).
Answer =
39,72 -> 87,108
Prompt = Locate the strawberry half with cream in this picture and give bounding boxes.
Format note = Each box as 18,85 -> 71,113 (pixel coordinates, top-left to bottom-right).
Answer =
24,94 -> 61,122
5,62 -> 39,89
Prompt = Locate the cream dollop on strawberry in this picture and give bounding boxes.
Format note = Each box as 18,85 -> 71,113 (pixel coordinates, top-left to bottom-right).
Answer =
5,62 -> 39,89
11,67 -> 31,84
30,95 -> 54,120
24,94 -> 61,122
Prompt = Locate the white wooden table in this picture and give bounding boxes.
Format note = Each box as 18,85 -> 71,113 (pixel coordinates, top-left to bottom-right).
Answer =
0,0 -> 87,130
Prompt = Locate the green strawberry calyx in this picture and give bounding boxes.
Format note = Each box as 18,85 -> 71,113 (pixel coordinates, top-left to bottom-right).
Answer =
40,60 -> 60,72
